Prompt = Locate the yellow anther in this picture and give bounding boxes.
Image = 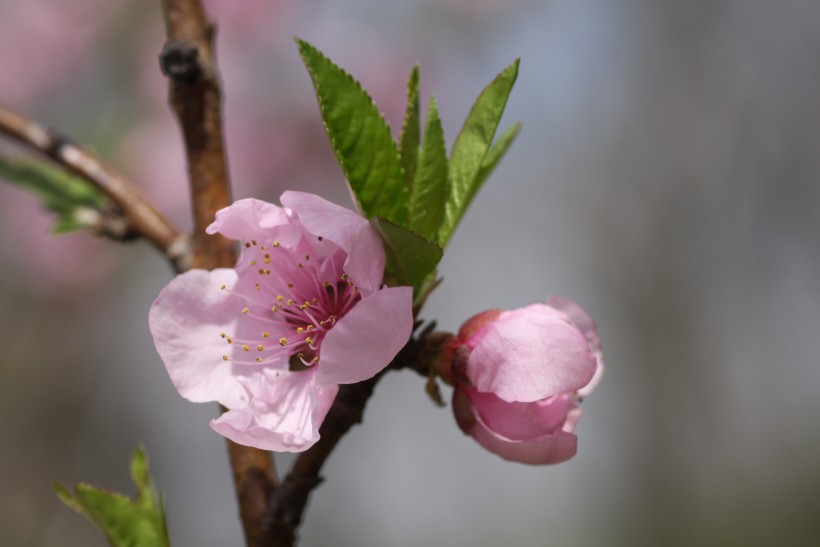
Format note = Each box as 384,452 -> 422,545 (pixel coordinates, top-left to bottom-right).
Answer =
251,240 -> 257,246
223,355 -> 229,361
257,344 -> 264,351
341,274 -> 349,280
306,325 -> 314,331
311,298 -> 318,304
306,337 -> 314,345
277,295 -> 284,302
271,306 -> 278,312
255,284 -> 261,291
242,307 -> 250,314
250,260 -> 257,266
262,332 -> 270,338
242,344 -> 250,352
220,332 -> 227,338
264,257 -> 271,264
279,337 -> 288,347
256,357 -> 263,363
287,298 -> 295,306
296,327 -> 304,334
220,284 -> 227,290
261,245 -> 267,250
227,337 -> 233,344
273,241 -> 281,248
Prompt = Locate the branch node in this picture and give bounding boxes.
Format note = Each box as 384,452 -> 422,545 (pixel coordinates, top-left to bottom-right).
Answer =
160,40 -> 202,82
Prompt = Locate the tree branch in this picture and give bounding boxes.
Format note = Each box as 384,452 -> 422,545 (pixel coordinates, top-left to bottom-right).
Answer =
158,2 -> 278,545
265,324 -> 449,545
0,103 -> 189,270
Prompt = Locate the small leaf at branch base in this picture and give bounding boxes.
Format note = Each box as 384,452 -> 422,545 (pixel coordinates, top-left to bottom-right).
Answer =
439,59 -> 520,245
399,65 -> 421,192
0,157 -> 107,234
296,39 -> 408,225
54,445 -> 171,547
371,217 -> 443,291
408,95 -> 449,243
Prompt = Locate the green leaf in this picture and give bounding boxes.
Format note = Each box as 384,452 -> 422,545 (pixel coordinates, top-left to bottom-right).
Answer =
439,59 -> 520,245
399,65 -> 421,192
474,121 -> 521,189
408,95 -> 449,242
370,217 -> 443,291
55,446 -> 170,547
0,157 -> 107,233
296,39 -> 407,224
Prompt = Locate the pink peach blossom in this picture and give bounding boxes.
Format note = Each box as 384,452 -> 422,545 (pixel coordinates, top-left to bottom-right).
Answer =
450,297 -> 603,464
149,191 -> 413,451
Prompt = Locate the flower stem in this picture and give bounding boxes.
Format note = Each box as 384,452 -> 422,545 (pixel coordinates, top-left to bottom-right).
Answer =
159,1 -> 278,545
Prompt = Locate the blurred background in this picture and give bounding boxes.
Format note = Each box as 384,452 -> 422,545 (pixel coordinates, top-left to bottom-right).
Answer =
1,0 -> 819,545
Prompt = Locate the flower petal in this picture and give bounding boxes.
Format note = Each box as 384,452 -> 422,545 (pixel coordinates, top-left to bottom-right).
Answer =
149,269 -> 250,408
315,286 -> 414,385
469,413 -> 579,465
280,190 -> 384,293
547,296 -> 601,352
547,296 -> 605,397
466,389 -> 575,441
206,198 -> 301,247
467,303 -> 596,403
210,368 -> 338,452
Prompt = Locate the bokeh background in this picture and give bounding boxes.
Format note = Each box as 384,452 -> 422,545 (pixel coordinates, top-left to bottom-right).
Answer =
2,1 -> 819,545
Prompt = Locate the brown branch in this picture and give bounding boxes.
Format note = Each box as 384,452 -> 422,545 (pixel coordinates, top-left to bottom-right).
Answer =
159,2 -> 278,545
0,103 -> 188,270
267,374 -> 385,546
265,324 -> 450,546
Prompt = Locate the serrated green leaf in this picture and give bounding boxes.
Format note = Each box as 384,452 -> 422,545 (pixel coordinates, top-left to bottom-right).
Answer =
399,65 -> 421,191
0,157 -> 107,233
55,446 -> 170,547
296,39 -> 407,224
371,217 -> 442,291
474,121 -> 521,190
408,95 -> 449,242
439,59 -> 520,245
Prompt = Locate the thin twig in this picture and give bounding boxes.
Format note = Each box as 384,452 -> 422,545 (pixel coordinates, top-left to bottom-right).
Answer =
266,375 -> 385,546
158,2 -> 278,545
266,325 -> 450,546
0,104 -> 189,270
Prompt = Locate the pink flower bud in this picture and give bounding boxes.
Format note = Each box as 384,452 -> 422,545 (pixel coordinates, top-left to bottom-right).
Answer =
450,297 -> 603,464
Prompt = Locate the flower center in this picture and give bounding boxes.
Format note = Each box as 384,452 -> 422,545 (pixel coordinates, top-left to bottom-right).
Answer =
218,237 -> 361,367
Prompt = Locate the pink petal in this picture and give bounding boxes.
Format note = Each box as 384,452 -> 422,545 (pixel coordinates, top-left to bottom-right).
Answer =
466,389 -> 574,441
547,296 -> 605,397
467,304 -> 596,403
206,198 -> 301,247
280,191 -> 385,293
149,269 -> 250,408
469,414 -> 579,465
547,296 -> 601,353
315,286 -> 414,385
210,369 -> 338,452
